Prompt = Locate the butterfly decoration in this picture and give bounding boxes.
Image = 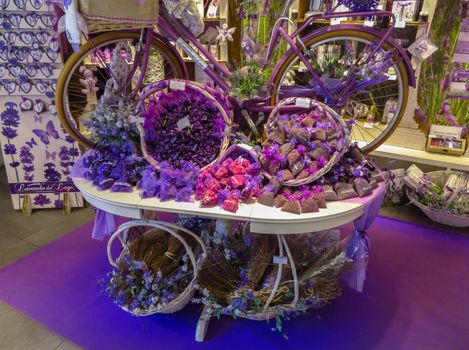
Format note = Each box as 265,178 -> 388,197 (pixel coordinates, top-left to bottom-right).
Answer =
32,120 -> 60,147
25,137 -> 37,149
45,150 -> 57,160
33,114 -> 43,123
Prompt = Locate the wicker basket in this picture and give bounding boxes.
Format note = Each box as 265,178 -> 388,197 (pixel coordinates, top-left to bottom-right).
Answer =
406,170 -> 469,227
77,0 -> 159,34
107,220 -> 207,316
136,79 -> 232,171
263,97 -> 350,186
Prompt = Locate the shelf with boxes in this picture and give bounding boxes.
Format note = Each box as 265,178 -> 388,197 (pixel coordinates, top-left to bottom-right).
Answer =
177,0 -> 231,80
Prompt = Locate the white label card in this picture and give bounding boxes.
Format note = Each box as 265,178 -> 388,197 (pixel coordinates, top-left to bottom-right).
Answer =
295,98 -> 311,108
364,20 -> 374,27
238,143 -> 253,151
395,21 -> 406,28
138,117 -> 145,124
170,80 -> 186,91
273,256 -> 288,265
177,116 -> 191,130
331,18 -> 342,25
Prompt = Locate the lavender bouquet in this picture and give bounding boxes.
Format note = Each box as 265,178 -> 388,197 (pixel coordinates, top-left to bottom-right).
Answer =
194,222 -> 351,338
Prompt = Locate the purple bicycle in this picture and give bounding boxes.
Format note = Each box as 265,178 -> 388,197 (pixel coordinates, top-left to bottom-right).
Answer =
56,0 -> 415,153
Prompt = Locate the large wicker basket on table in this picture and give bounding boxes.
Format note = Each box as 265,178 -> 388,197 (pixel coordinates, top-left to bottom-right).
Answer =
107,220 -> 207,316
77,0 -> 159,34
135,79 -> 232,171
262,97 -> 350,186
406,170 -> 469,227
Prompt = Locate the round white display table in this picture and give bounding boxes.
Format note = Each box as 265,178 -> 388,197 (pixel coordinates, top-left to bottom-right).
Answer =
72,175 -> 384,341
73,177 -> 368,234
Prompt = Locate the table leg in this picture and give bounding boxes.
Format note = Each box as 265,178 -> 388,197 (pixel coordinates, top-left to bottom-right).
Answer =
195,304 -> 212,342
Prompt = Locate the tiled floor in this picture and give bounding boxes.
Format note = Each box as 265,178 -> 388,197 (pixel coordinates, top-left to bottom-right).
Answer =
0,168 -> 93,350
0,165 -> 466,350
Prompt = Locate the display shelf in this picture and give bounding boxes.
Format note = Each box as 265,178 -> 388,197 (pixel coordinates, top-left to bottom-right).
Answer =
371,144 -> 469,171
203,18 -> 227,22
293,18 -> 428,27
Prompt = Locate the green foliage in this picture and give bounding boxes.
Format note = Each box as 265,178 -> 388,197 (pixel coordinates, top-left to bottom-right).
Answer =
228,60 -> 272,99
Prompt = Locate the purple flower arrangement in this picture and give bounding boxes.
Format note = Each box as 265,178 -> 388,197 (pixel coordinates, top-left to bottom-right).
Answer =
141,87 -> 226,169
138,161 -> 199,202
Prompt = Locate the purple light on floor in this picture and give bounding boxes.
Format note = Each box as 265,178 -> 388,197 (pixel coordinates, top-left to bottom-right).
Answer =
1,217 -> 468,350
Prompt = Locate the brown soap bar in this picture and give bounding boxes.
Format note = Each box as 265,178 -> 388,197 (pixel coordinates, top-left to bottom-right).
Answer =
268,163 -> 280,175
301,117 -> 315,128
301,199 -> 319,213
310,128 -> 326,141
296,168 -> 310,180
369,178 -> 378,189
291,161 -> 305,176
268,178 -> 282,196
289,127 -> 310,144
279,142 -> 295,156
268,129 -> 285,144
274,194 -> 288,208
353,178 -> 373,197
258,191 -> 275,207
282,200 -> 302,214
322,185 -> 339,201
334,182 -> 358,200
326,129 -> 338,140
372,171 -> 384,183
261,139 -> 272,148
287,149 -> 301,168
314,196 -> 327,208
278,119 -> 293,132
312,147 -> 329,160
279,169 -> 294,183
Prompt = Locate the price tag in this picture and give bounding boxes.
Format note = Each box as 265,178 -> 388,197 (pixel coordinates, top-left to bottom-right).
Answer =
331,18 -> 342,25
177,116 -> 191,130
395,21 -> 406,28
363,122 -> 374,129
138,116 -> 145,124
170,80 -> 186,91
388,75 -> 397,81
238,143 -> 253,151
377,5 -> 384,10
364,20 -> 374,27
295,98 -> 311,108
273,256 -> 288,265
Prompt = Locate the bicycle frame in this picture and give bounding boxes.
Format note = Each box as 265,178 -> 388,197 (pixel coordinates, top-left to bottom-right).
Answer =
131,1 -> 412,114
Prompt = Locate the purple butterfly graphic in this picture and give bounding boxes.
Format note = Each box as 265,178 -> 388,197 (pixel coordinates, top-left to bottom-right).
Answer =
45,150 -> 57,160
32,120 -> 60,147
25,137 -> 37,148
34,114 -> 43,123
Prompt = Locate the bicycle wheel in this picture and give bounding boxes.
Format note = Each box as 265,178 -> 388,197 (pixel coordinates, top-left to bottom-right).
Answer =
56,31 -> 186,148
271,29 -> 410,153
